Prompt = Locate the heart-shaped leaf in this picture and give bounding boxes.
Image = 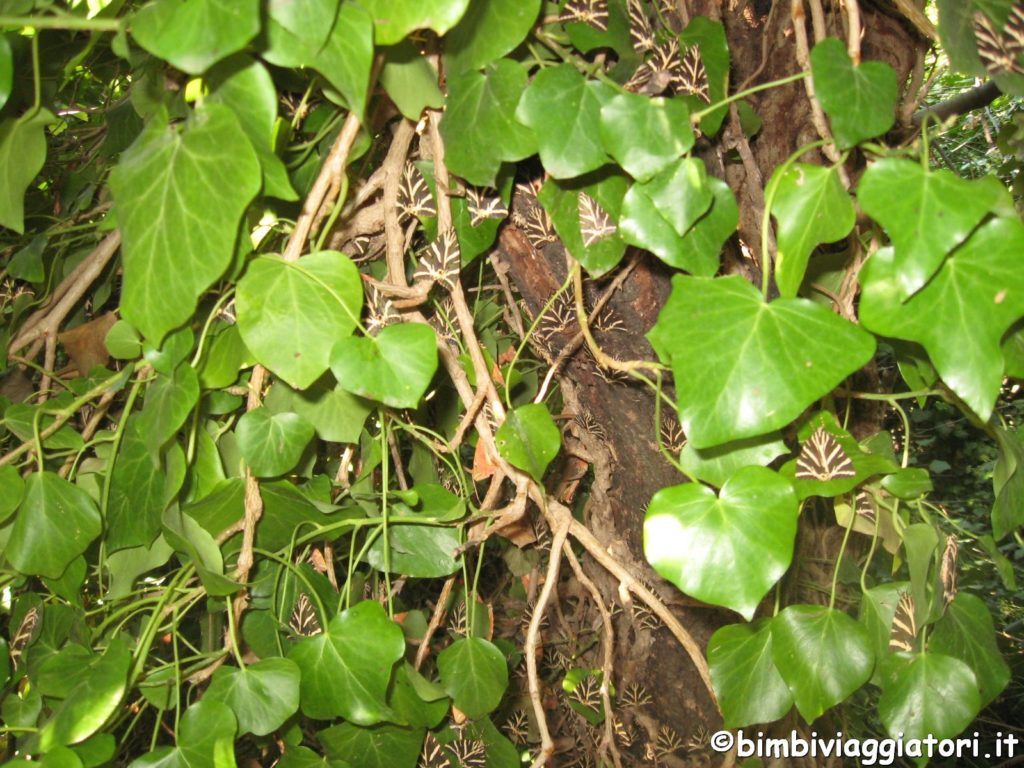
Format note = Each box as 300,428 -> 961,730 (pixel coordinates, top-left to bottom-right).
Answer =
331,323 -> 438,409
235,408 -> 314,478
679,432 -> 788,488
599,93 -> 694,181
859,218 -> 1024,421
366,523 -> 462,578
858,158 -> 1003,299
444,0 -> 541,73
206,658 -> 301,736
7,472 -> 102,580
495,403 -> 561,482
128,699 -> 237,768
162,508 -> 240,597
318,723 -> 423,768
138,363 -> 199,457
538,172 -> 628,276
515,64 -> 613,178
359,0 -> 471,45
643,157 -> 713,236
644,466 -> 798,619
771,605 -> 874,723
437,637 -> 509,719
648,275 -> 876,448
878,652 -> 980,741
237,251 -> 363,390
288,600 -> 405,725
810,38 -> 897,149
707,620 -> 793,728
0,108 -> 55,234
110,104 -> 260,342
928,593 -> 1010,708
770,163 -> 855,298
880,467 -> 932,499
285,378 -> 372,444
131,0 -> 259,74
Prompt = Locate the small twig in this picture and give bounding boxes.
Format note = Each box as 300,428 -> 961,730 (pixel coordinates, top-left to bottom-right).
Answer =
382,120 -> 417,286
791,0 -> 845,171
844,0 -> 862,65
414,575 -> 457,670
450,382 -> 489,451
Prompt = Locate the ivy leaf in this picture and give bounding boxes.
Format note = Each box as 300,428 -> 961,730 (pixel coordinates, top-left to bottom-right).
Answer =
643,157 -> 713,237
366,524 -> 462,578
437,637 -> 509,719
878,652 -> 980,741
936,0 -> 986,77
131,0 -> 259,74
644,466 -> 798,620
857,158 -> 1002,299
6,472 -> 102,580
360,0 -> 471,45
495,403 -> 561,483
707,620 -> 793,728
993,426 -> 1024,540
858,582 -> 908,684
770,163 -> 855,298
286,378 -> 372,444
515,65 -> 613,179
444,0 -> 541,73
129,699 -> 237,768
110,104 -> 260,342
771,605 -> 875,723
679,16 -> 731,135
137,363 -> 199,457
598,94 -> 694,181
331,323 -> 438,409
441,60 -> 538,187
538,171 -> 628,276
236,252 -> 363,390
0,463 -> 25,525
206,658 -> 301,736
929,593 -> 1010,708
380,42 -> 445,121
288,600 -> 405,725
235,408 -> 315,478
0,108 -> 55,234
648,275 -> 876,448
319,723 -> 423,768
162,508 -> 240,597
880,467 -> 932,499
810,38 -> 897,149
0,36 -> 11,111
679,432 -> 788,489
859,218 -> 1024,422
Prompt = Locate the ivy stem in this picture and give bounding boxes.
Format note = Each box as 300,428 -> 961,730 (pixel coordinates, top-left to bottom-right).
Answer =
840,387 -> 937,401
225,596 -> 246,669
692,70 -> 809,122
0,14 -> 121,31
29,34 -> 41,117
828,512 -> 855,610
380,411 -> 393,617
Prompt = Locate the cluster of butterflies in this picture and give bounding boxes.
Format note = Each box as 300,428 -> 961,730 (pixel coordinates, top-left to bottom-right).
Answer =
418,732 -> 488,768
558,0 -> 711,101
795,427 -> 959,654
973,3 -> 1024,77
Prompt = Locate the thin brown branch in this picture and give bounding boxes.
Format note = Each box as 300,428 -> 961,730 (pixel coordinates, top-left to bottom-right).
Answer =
382,120 -> 417,286
414,575 -> 457,670
791,0 -> 845,170
844,0 -> 862,65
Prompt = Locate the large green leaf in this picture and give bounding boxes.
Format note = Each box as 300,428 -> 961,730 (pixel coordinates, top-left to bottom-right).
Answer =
992,426 -> 1024,540
859,218 -> 1024,421
288,600 -> 405,724
365,523 -> 462,578
809,38 -> 897,149
137,363 -> 199,457
441,60 -> 538,187
444,0 -> 541,73
644,466 -> 798,619
206,658 -> 301,736
131,0 -> 259,74
648,275 -> 876,448
679,432 -> 788,489
235,408 -> 314,478
0,463 -> 25,524
360,0 -> 471,44
598,93 -> 694,181
771,605 -> 874,723
110,104 -> 260,342
6,472 -> 102,580
928,593 -> 1010,708
0,108 -> 55,234
162,507 -> 240,597
857,158 -> 1002,299
286,378 -> 372,444
707,620 -> 793,728
236,251 -> 363,390
538,172 -> 628,276
858,581 -> 909,684
515,65 -> 613,179
878,652 -> 980,741
643,157 -> 713,236
128,699 -> 237,768
319,723 -> 422,768
770,163 -> 855,298
437,637 -> 509,719
331,323 -> 438,409
380,42 -> 445,121
39,639 -> 131,750
495,403 -> 561,483
937,0 -> 986,77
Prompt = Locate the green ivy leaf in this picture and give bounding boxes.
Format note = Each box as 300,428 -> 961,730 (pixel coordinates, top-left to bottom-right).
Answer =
278,746 -> 351,768
235,408 -> 315,478
437,637 -> 509,719
809,38 -> 897,149
444,0 -> 541,73
441,60 -> 538,187
679,17 -> 731,135
319,723 -> 422,768
380,42 -> 445,121
110,104 -> 260,342
770,163 -> 855,298
285,378 -> 372,444
387,664 -> 448,729
206,658 -> 301,736
6,472 -> 102,580
0,108 -> 55,234
993,426 -> 1024,540
515,65 -> 613,179
495,403 -> 561,482
129,699 -> 237,768
929,593 -> 1010,708
648,275 -> 876,448
707,620 -> 793,728
880,467 -> 932,499
360,0 -> 471,45
538,171 -> 628,276
236,252 -> 363,390
857,158 -> 1002,299
288,600 -> 405,724
598,94 -> 693,181
858,582 -> 908,684
0,463 -> 25,524
644,466 -> 798,620
366,524 -> 462,578
644,157 -> 713,236
0,35 -> 11,111
878,652 -> 980,741
162,507 -> 240,597
859,218 -> 1024,421
131,0 -> 259,74
331,323 -> 438,409
679,432 -> 788,489
771,605 -> 875,723
937,0 -> 986,77
138,363 -> 199,457
451,166 -> 514,263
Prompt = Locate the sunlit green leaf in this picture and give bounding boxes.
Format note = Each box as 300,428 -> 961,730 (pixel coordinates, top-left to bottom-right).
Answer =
437,637 -> 508,719
236,408 -> 315,478
131,0 -> 259,74
138,363 -> 199,457
445,0 -> 541,73
0,108 -> 55,234
319,723 -> 422,768
285,377 -> 372,444
495,403 -> 561,482
538,171 -> 628,276
599,93 -> 693,181
679,432 -> 788,489
707,620 -> 793,728
929,593 -> 1010,708
366,522 -> 462,578
380,42 -> 445,121
810,38 -> 897,148
0,463 -> 25,524
360,0 -> 471,44
331,323 -> 438,409
128,699 -> 237,768
878,652 -> 980,741
206,658 -> 301,736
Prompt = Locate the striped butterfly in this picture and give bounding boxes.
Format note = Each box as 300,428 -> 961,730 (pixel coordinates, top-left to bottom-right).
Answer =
973,5 -> 1024,76
398,163 -> 436,220
290,593 -> 322,637
9,606 -> 40,671
889,590 -> 917,653
627,0 -> 656,53
512,205 -> 558,250
465,186 -> 508,226
559,0 -> 609,32
674,44 -> 711,103
578,192 -> 616,246
854,490 -> 877,524
939,535 -> 959,609
414,229 -> 461,291
795,427 -> 856,482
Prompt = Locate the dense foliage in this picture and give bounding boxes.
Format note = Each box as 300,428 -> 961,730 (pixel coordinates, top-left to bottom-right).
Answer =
0,1 -> 1021,767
